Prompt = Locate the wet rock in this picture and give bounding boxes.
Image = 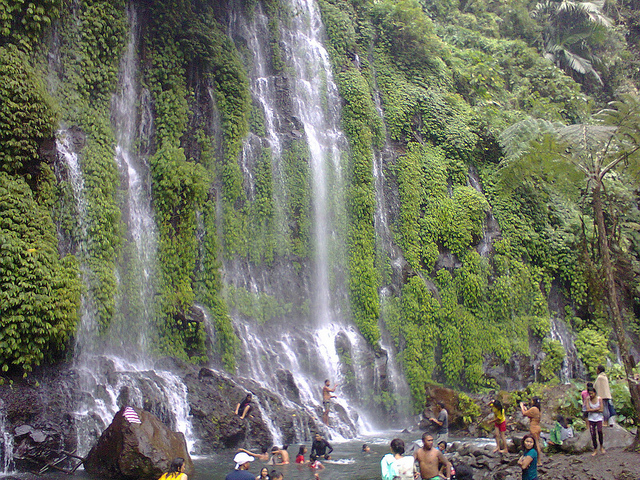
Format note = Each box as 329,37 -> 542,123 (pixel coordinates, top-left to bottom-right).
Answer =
275,369 -> 301,404
184,367 -> 274,454
561,424 -> 634,454
84,407 -> 192,480
14,426 -> 34,437
0,366 -> 78,473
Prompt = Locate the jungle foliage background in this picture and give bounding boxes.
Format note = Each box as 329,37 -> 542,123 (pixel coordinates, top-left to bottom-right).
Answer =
2,0 -> 640,413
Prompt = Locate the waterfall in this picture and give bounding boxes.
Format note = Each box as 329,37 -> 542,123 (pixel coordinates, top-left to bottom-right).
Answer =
56,5 -> 193,456
284,0 -> 349,328
56,129 -> 98,351
550,317 -> 583,381
223,0 -> 385,438
110,4 -> 158,353
74,355 -> 195,454
1,400 -> 14,475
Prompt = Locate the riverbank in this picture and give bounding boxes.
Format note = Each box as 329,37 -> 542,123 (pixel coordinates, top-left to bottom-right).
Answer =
536,447 -> 639,480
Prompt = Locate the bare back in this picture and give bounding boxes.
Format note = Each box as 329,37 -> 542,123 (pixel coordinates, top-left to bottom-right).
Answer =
414,447 -> 449,479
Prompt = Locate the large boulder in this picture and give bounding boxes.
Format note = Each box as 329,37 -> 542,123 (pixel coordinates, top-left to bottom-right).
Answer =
84,407 -> 192,480
560,424 -> 634,454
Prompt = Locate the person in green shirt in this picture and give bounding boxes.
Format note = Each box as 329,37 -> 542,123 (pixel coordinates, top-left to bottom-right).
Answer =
518,435 -> 538,480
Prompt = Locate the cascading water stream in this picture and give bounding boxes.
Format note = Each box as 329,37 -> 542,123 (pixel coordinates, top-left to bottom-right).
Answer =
61,5 -> 193,456
283,0 -> 349,330
221,0 -> 419,436
111,4 -> 158,353
224,0 -> 379,438
1,400 -> 14,475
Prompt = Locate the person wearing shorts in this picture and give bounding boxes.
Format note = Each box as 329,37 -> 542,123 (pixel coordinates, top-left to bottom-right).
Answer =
490,399 -> 508,454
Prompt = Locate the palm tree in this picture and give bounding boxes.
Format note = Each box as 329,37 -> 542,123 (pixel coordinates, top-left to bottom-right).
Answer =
499,94 -> 640,448
531,0 -> 613,84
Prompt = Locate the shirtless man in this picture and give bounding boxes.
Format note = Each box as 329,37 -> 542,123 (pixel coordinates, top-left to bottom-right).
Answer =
322,379 -> 338,425
414,433 -> 451,480
270,445 -> 290,465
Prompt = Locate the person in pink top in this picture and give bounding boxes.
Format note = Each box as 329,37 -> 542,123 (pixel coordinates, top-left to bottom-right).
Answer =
581,382 -> 593,428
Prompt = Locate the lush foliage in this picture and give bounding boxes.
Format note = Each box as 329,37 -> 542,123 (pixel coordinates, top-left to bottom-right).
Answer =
4,0 -> 640,419
0,45 -> 57,176
0,172 -> 80,374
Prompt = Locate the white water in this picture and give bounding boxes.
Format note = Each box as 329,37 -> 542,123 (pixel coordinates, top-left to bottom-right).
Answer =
56,130 -> 100,352
110,5 -> 158,354
60,5 -> 194,457
226,0 -> 368,439
284,0 -> 348,327
74,355 -> 195,454
1,400 -> 14,475
550,317 -> 583,381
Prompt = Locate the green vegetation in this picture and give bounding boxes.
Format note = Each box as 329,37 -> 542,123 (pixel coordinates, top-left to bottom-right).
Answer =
3,0 -> 640,428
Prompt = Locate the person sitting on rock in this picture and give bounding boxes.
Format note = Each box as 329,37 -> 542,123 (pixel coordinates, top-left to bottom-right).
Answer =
158,457 -> 187,480
548,415 -> 574,448
235,393 -> 253,419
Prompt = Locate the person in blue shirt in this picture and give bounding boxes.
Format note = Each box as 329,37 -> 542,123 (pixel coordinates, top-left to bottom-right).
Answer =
517,434 -> 538,480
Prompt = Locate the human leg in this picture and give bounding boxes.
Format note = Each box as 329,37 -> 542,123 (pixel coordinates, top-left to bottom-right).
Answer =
596,421 -> 605,453
499,430 -> 508,453
492,425 -> 500,452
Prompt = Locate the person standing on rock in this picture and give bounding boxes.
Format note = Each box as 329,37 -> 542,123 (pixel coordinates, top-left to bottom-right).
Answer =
158,458 -> 187,480
490,399 -> 508,454
594,365 -> 616,426
414,433 -> 451,480
586,386 -> 606,456
520,397 -> 542,457
226,452 -> 255,480
429,402 -> 449,444
517,434 -> 538,480
322,380 -> 338,425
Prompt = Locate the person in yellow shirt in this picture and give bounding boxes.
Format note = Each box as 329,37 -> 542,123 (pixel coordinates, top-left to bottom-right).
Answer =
490,399 -> 508,454
158,458 -> 187,480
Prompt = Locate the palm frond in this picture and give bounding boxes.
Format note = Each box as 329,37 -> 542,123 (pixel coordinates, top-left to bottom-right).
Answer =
561,50 -> 602,83
556,0 -> 613,27
498,117 -> 563,161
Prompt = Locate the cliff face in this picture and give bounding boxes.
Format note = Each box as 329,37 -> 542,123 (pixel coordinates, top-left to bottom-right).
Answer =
1,0 -> 640,443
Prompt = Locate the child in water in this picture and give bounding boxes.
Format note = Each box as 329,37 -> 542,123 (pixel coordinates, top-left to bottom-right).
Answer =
309,454 -> 325,470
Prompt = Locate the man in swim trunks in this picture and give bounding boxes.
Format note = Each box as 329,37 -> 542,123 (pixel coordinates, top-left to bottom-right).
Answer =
322,379 -> 338,425
414,433 -> 451,480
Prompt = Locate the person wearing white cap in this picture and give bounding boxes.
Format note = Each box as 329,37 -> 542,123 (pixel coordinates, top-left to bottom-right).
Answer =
225,452 -> 255,480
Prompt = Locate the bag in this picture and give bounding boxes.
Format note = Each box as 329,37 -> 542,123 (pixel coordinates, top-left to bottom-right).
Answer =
608,400 -> 617,418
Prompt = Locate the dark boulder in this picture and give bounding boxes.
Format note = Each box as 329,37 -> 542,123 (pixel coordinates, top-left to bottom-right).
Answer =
84,407 -> 192,480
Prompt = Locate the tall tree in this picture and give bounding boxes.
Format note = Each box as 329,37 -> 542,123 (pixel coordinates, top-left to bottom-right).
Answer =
499,94 -> 640,448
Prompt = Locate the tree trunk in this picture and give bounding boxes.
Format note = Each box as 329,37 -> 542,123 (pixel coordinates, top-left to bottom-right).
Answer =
592,181 -> 640,450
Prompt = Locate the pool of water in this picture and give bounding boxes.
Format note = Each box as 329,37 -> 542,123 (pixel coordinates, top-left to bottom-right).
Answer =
2,432 -> 494,480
